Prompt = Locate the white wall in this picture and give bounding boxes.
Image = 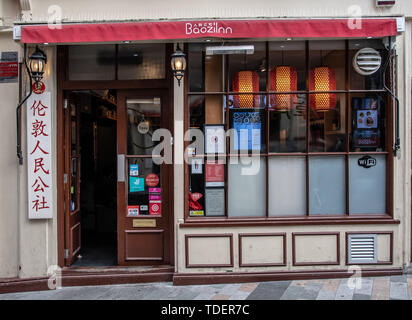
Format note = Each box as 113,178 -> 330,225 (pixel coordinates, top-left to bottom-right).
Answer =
18,0 -> 412,23
0,32 -> 19,278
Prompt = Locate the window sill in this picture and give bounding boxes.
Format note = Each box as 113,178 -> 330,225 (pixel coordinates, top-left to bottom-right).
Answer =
180,214 -> 399,228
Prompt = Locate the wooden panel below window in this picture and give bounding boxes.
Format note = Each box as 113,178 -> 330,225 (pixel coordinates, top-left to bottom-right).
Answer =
125,230 -> 164,261
292,232 -> 340,266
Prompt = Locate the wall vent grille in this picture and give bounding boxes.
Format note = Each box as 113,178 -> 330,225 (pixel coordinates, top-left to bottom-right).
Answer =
348,234 -> 377,264
353,48 -> 382,76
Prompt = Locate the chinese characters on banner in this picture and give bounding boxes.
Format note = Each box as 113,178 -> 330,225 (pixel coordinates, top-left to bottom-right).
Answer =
27,91 -> 53,219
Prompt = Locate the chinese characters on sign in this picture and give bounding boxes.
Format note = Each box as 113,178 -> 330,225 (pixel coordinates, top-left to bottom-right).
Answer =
27,91 -> 53,219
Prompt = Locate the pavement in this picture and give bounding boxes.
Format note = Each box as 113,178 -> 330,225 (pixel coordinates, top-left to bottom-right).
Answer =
1,274 -> 412,300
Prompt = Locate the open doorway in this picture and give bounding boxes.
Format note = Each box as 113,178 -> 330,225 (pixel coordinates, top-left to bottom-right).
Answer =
67,89 -> 117,267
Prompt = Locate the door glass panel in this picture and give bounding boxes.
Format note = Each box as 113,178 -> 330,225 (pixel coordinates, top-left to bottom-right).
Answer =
127,98 -> 161,155
127,158 -> 162,217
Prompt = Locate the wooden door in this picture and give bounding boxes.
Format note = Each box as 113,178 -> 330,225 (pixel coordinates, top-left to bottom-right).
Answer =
64,94 -> 82,266
117,89 -> 172,266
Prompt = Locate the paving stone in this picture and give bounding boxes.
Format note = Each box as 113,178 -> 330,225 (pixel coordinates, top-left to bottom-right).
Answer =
246,281 -> 291,300
335,279 -> 355,300
390,275 -> 408,283
280,285 -> 306,300
354,277 -> 374,296
217,284 -> 242,295
371,277 -> 390,300
228,291 -> 251,300
238,283 -> 258,292
316,290 -> 336,300
193,292 -> 217,300
211,294 -> 230,300
389,281 -> 408,300
352,293 -> 371,300
321,279 -> 340,292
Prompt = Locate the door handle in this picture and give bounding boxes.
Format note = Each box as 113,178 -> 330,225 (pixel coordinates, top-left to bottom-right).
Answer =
117,154 -> 125,182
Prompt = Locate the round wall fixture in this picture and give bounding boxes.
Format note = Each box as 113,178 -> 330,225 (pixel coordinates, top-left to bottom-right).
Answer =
352,48 -> 382,76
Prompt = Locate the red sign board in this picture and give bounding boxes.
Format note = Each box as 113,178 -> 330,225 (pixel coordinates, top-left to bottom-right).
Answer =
0,61 -> 18,79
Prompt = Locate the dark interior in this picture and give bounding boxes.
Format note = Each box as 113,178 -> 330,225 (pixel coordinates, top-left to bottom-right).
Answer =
71,90 -> 118,267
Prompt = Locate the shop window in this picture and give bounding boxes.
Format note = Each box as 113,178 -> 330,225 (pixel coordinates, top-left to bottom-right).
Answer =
349,155 -> 386,214
69,45 -> 116,81
309,93 -> 346,152
118,44 -> 165,80
186,40 -> 391,220
268,156 -> 306,216
349,39 -> 386,90
68,44 -> 166,81
309,40 -> 346,90
309,156 -> 346,215
228,157 -> 266,217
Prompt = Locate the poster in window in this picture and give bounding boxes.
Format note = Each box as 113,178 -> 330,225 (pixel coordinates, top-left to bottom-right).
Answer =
352,97 -> 381,148
205,188 -> 225,216
232,111 -> 262,151
204,125 -> 225,154
205,161 -> 224,187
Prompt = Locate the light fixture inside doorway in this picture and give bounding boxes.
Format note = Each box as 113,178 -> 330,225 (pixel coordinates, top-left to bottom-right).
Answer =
171,44 -> 186,86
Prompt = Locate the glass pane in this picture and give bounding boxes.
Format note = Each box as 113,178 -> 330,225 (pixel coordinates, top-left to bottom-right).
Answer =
269,41 -> 306,91
188,158 -> 206,216
127,158 -> 162,216
350,94 -> 386,152
309,40 -> 345,90
228,96 -> 266,153
118,44 -> 165,80
127,97 -> 161,155
349,155 -> 386,214
309,156 -> 345,215
269,156 -> 306,216
188,43 -> 225,92
350,39 -> 386,90
229,42 -> 266,92
68,45 -> 115,80
269,94 -> 306,153
228,157 -> 266,217
309,94 -> 346,152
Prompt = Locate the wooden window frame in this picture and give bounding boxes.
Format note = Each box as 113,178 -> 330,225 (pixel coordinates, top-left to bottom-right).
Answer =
183,40 -> 398,227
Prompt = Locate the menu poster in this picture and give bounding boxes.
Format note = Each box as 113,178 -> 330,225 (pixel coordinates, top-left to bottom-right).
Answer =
205,188 -> 225,216
352,97 -> 381,148
232,111 -> 262,151
204,125 -> 225,154
205,161 -> 224,187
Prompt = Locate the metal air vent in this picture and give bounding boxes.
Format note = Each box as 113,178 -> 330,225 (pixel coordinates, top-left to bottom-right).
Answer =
348,234 -> 377,264
352,48 -> 382,76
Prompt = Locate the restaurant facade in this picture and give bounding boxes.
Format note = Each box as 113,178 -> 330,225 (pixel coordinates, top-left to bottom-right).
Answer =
0,0 -> 412,291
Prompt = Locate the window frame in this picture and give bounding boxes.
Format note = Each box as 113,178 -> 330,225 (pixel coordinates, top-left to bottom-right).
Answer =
183,40 -> 397,226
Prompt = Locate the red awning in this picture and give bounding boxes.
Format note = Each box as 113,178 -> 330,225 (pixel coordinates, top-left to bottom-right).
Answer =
21,19 -> 398,44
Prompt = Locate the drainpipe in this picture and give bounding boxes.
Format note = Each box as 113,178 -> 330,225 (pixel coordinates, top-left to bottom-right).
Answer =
383,36 -> 400,157
16,43 -> 32,165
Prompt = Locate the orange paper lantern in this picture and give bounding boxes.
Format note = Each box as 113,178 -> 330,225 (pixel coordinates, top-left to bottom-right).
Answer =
232,71 -> 260,108
269,66 -> 297,111
309,67 -> 337,112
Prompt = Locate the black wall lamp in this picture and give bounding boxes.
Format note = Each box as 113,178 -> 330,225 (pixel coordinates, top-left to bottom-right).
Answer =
170,44 -> 186,86
16,45 -> 48,165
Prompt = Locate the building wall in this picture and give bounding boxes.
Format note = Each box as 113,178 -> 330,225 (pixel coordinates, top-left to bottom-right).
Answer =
0,32 -> 19,278
17,0 -> 412,23
0,1 -> 411,280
